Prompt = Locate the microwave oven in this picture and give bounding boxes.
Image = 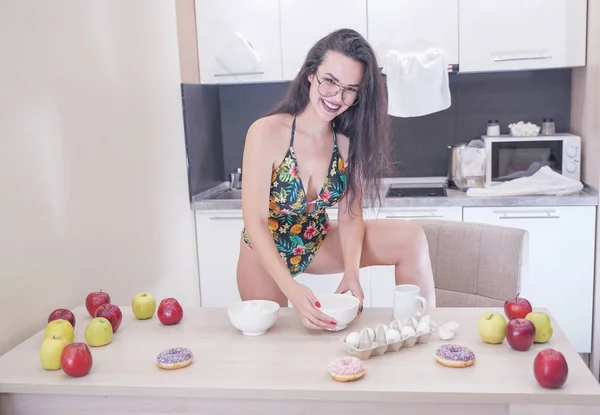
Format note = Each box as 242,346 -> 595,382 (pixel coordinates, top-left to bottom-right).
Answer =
482,133 -> 581,186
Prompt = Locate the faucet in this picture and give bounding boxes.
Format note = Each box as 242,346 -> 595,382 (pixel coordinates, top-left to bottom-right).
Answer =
230,168 -> 242,190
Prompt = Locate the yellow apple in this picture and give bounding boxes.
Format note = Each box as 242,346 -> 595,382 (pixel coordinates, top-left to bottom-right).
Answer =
85,317 -> 113,347
44,319 -> 74,344
132,292 -> 156,320
40,335 -> 70,370
526,312 -> 553,343
477,311 -> 507,344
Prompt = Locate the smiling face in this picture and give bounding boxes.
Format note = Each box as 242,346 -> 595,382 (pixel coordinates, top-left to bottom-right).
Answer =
307,51 -> 363,122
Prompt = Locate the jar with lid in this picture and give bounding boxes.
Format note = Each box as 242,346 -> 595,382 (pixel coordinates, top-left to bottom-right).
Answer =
541,118 -> 555,135
486,120 -> 500,136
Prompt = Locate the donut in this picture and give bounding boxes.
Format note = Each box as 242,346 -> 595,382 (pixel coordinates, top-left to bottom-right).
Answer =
156,347 -> 193,370
327,356 -> 366,382
435,344 -> 475,368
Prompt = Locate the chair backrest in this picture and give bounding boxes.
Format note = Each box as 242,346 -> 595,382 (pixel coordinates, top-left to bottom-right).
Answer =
413,219 -> 529,308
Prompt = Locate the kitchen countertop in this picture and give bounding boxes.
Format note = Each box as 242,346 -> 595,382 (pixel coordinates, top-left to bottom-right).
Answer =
1,306 -> 600,411
191,177 -> 599,210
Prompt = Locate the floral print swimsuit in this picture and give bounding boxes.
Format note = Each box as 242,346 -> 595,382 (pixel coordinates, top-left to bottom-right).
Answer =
242,116 -> 348,276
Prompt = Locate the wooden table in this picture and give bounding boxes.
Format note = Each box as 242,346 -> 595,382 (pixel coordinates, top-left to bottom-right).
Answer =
1,306 -> 599,415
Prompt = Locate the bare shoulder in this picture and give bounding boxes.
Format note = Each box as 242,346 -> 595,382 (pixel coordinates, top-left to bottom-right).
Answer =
335,131 -> 350,163
246,114 -> 292,148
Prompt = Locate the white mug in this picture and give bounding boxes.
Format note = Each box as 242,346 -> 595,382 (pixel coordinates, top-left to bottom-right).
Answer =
393,284 -> 428,321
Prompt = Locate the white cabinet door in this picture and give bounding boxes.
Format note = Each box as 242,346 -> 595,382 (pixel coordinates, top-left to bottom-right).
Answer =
195,210 -> 245,306
463,206 -> 596,353
195,0 -> 282,84
280,0 -> 367,81
291,207 -> 374,306
370,206 -> 463,308
459,0 -> 587,72
367,0 -> 459,66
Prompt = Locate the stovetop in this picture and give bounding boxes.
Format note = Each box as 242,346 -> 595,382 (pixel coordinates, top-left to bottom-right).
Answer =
386,183 -> 448,198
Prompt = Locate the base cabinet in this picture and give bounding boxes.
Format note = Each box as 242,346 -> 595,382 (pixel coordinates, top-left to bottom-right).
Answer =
463,206 -> 596,353
370,206 -> 464,308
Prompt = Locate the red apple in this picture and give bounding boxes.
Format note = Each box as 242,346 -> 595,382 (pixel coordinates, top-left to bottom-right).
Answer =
48,308 -> 76,329
504,293 -> 533,319
506,318 -> 536,351
61,342 -> 93,377
534,348 -> 568,389
85,290 -> 110,317
157,298 -> 183,325
94,304 -> 122,333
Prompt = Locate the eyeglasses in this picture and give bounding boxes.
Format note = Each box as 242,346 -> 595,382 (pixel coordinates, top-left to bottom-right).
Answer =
314,73 -> 359,106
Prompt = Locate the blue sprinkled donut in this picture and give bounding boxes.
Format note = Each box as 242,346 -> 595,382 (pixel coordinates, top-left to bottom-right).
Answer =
435,344 -> 475,368
156,347 -> 193,370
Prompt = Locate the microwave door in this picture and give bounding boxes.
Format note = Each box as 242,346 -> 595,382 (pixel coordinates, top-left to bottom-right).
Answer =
491,140 -> 563,182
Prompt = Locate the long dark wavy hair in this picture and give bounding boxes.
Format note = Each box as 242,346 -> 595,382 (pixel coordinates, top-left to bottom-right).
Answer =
267,28 -> 392,214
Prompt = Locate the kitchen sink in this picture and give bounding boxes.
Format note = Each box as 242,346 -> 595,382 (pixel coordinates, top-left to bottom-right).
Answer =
212,189 -> 242,200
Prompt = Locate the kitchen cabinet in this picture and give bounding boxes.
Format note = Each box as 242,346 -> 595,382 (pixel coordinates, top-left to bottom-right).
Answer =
367,0 -> 459,66
279,0 -> 367,81
370,206 -> 463,308
463,206 -> 596,354
459,0 -> 587,72
194,0 -> 282,84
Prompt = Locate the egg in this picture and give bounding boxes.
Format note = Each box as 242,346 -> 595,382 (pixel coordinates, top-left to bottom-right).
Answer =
400,325 -> 416,339
385,329 -> 402,344
345,331 -> 360,348
416,321 -> 431,335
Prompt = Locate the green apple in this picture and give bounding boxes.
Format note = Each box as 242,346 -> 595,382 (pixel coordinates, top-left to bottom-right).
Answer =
477,311 -> 507,344
44,319 -> 74,344
40,335 -> 70,370
132,292 -> 156,320
526,312 -> 553,343
85,317 -> 113,347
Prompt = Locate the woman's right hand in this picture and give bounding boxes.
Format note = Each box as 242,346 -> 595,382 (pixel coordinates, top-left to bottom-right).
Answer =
284,281 -> 337,330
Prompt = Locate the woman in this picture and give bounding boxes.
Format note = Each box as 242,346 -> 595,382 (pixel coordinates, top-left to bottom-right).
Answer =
237,29 -> 435,330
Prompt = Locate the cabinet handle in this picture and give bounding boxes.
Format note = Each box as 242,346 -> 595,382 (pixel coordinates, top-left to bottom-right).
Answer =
386,215 -> 444,219
209,216 -> 244,220
493,209 -> 560,220
493,56 -> 552,62
214,71 -> 264,77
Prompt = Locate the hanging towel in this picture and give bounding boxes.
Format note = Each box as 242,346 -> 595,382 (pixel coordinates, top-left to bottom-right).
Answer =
466,166 -> 584,197
214,32 -> 261,75
383,48 -> 451,118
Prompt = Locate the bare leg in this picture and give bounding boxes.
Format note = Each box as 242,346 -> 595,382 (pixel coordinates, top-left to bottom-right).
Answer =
305,219 -> 436,307
236,239 -> 288,307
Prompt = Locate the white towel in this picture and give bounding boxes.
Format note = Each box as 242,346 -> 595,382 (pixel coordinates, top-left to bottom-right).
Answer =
466,166 -> 584,197
383,48 -> 451,118
214,32 -> 261,75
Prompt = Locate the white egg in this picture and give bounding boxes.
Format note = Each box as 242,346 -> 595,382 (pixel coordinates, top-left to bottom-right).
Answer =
400,325 -> 416,339
385,329 -> 402,344
416,321 -> 431,335
345,331 -> 360,348
438,327 -> 456,340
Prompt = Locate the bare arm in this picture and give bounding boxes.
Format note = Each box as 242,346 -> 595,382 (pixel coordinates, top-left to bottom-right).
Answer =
337,185 -> 366,276
240,120 -> 296,295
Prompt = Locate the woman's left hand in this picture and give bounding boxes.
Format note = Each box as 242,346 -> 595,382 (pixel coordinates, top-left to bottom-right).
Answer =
335,272 -> 364,315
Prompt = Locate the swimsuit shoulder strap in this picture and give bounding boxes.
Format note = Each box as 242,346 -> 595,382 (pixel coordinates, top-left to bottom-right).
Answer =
290,114 -> 296,147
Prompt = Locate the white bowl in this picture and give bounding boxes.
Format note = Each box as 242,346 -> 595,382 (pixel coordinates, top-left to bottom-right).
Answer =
318,292 -> 360,331
227,300 -> 280,336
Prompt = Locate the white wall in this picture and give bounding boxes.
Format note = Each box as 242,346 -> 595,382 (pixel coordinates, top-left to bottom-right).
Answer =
571,0 -> 600,379
0,0 -> 200,355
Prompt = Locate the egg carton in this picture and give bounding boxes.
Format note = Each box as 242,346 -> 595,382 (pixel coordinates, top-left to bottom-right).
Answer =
341,315 -> 459,360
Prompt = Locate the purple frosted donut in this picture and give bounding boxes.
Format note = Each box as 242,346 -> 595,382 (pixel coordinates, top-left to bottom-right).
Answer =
156,347 -> 193,370
435,344 -> 475,368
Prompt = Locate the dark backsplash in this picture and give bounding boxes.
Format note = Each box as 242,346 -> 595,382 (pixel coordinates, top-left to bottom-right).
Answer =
183,68 -> 571,196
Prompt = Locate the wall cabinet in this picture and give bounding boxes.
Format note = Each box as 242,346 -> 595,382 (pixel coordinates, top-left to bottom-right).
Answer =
367,0 -> 459,67
463,206 -> 596,353
279,0 -> 367,81
459,0 -> 587,72
194,0 -> 282,84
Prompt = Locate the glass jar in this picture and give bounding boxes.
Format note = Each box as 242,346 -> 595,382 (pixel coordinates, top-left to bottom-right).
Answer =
487,120 -> 500,136
541,118 -> 555,135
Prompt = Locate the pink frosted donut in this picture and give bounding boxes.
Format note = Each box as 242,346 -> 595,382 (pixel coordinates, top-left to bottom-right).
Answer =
156,347 -> 193,370
435,344 -> 475,368
328,356 -> 366,382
